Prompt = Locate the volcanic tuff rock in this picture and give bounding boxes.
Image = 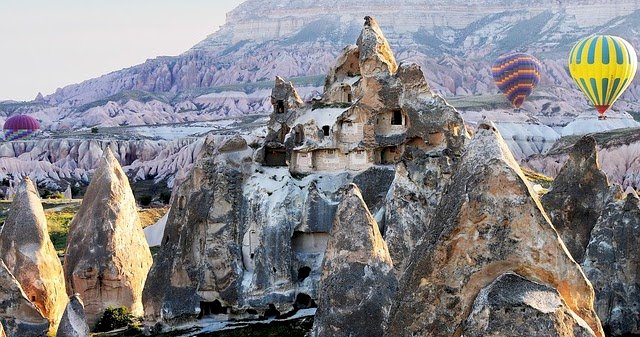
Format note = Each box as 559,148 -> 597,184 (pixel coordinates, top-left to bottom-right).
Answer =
462,273 -> 595,337
0,322 -> 4,337
582,190 -> 640,336
56,295 -> 90,337
142,135 -> 252,323
385,123 -> 603,337
0,177 -> 67,333
541,136 -> 610,262
0,259 -> 49,337
63,148 -> 152,327
311,185 -> 396,337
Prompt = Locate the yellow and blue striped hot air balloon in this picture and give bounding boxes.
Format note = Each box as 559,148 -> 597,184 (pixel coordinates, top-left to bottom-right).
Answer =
569,35 -> 638,117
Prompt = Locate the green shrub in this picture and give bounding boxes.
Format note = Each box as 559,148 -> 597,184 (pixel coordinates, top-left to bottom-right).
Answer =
94,307 -> 134,332
91,127 -> 99,133
159,191 -> 172,205
139,195 -> 153,206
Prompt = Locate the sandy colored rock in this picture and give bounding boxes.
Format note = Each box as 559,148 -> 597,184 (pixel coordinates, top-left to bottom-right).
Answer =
541,136 -> 610,262
56,294 -> 90,337
311,184 -> 396,337
582,191 -> 640,336
357,16 -> 397,77
0,177 -> 67,333
0,259 -> 49,337
463,273 -> 595,337
63,148 -> 152,327
386,123 -> 603,337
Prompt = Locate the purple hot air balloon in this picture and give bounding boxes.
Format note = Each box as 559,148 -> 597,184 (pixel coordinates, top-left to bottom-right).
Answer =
492,52 -> 542,109
2,115 -> 41,141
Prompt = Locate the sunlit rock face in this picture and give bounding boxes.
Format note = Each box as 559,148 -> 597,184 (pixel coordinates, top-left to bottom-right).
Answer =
63,148 -> 152,327
583,191 -> 640,337
0,259 -> 49,337
385,123 -> 603,337
463,273 -> 596,337
311,185 -> 396,337
56,294 -> 90,337
0,177 -> 67,334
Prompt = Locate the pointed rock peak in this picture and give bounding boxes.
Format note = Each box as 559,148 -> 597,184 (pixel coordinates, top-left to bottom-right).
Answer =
271,76 -> 303,112
357,16 -> 397,77
330,183 -> 391,264
1,176 -> 67,334
56,294 -> 90,337
466,121 -> 523,175
624,189 -> 640,209
569,135 -> 599,167
34,92 -> 45,102
623,186 -> 638,199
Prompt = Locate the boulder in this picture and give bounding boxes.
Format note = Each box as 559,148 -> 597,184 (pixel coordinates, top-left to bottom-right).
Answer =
541,135 -> 610,262
56,294 -> 90,337
0,259 -> 49,337
463,273 -> 595,337
63,148 -> 152,327
311,184 -> 396,337
582,191 -> 640,336
386,123 -> 604,337
0,177 -> 67,333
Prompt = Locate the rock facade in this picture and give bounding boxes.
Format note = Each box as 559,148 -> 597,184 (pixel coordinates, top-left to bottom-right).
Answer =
0,177 -> 67,333
386,123 -> 604,337
56,295 -> 90,337
63,148 -> 152,327
0,260 -> 49,337
541,136 -> 610,262
311,185 -> 396,337
582,191 -> 640,336
463,273 -> 595,337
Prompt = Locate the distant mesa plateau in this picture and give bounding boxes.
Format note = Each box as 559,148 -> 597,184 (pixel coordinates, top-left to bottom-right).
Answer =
1,1 -> 640,336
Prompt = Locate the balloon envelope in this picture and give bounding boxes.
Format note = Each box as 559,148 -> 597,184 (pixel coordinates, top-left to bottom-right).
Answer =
492,52 -> 542,108
568,35 -> 638,115
2,115 -> 40,141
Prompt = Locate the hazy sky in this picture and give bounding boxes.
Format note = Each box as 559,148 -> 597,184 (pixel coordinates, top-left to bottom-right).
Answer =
0,0 -> 245,101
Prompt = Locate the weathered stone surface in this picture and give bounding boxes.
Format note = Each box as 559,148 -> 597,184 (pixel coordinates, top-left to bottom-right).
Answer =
582,191 -> 640,336
0,177 -> 67,333
463,273 -> 595,337
63,148 -> 152,327
311,184 -> 396,337
143,136 -> 249,322
357,16 -> 397,78
383,147 -> 455,275
0,321 -> 5,337
541,135 -> 610,262
0,259 -> 49,337
386,123 -> 604,337
56,294 -> 90,337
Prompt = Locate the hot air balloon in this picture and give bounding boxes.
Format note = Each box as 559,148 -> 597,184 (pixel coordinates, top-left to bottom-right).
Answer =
569,35 -> 638,119
492,52 -> 542,109
2,115 -> 40,141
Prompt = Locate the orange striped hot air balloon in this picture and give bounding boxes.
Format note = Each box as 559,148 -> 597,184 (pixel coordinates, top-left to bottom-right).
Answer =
492,52 -> 542,109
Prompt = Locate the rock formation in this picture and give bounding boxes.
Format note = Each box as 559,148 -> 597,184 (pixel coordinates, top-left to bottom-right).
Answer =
56,295 -> 90,337
0,259 -> 49,337
541,135 -> 610,262
386,123 -> 603,337
63,148 -> 152,327
311,184 -> 396,337
0,177 -> 67,333
582,190 -> 640,336
0,322 -> 4,337
143,135 -> 252,322
463,273 -> 596,337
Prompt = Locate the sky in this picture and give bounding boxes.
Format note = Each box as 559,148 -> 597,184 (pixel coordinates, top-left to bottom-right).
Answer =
0,0 -> 245,101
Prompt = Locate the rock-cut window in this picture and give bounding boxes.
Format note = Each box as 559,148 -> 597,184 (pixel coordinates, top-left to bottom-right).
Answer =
322,125 -> 330,136
391,110 -> 403,125
276,100 -> 285,114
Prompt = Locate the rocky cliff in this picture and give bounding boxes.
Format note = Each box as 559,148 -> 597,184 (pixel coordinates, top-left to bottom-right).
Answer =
0,177 -> 67,334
